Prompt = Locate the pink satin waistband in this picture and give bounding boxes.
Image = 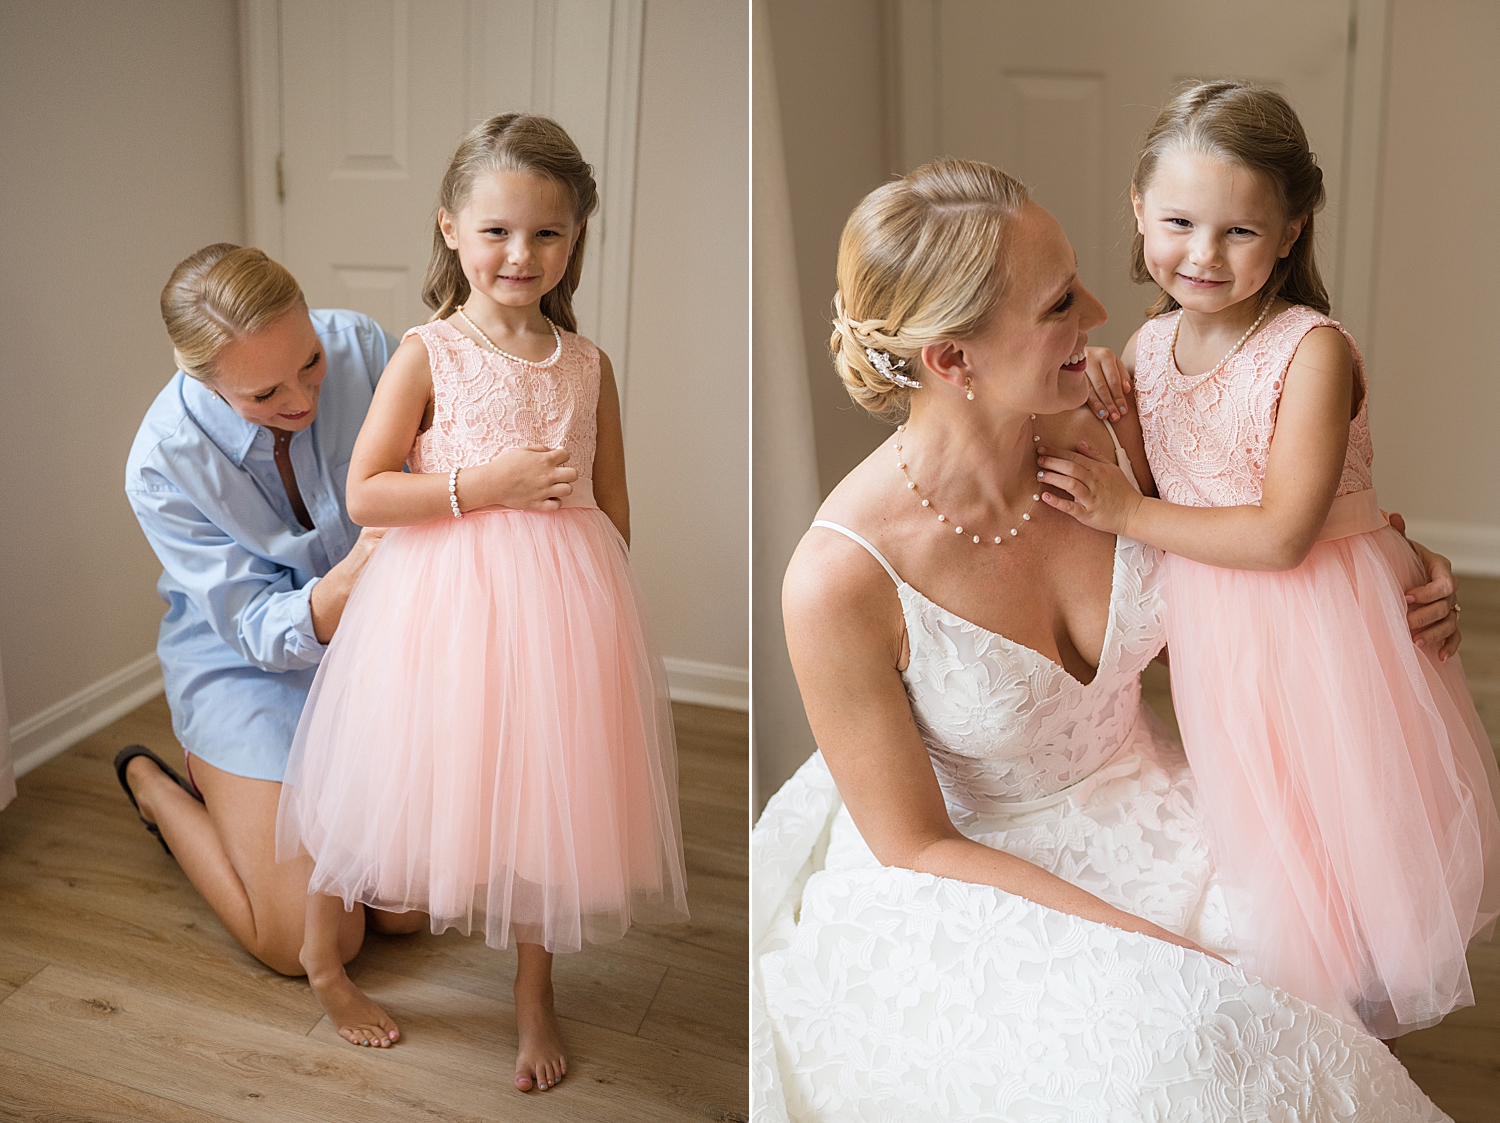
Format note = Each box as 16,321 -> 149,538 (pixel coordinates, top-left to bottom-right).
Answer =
1317,488 -> 1385,541
558,478 -> 596,509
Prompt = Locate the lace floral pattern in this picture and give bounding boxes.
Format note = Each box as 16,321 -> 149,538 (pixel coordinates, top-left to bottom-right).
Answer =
1134,306 -> 1374,508
904,536 -> 1168,812
752,531 -> 1448,1122
406,319 -> 599,478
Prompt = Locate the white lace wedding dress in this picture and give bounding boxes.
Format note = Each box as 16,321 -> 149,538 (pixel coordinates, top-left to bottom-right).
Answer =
753,522 -> 1448,1122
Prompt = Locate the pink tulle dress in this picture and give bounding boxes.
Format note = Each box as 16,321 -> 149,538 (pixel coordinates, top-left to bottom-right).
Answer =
276,319 -> 689,953
1134,304 -> 1500,1038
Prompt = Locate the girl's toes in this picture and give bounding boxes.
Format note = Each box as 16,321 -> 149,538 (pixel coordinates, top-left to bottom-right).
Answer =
515,1071 -> 535,1091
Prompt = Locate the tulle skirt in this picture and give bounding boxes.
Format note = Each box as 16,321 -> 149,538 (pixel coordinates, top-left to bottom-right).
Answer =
276,506 -> 690,953
1163,523 -> 1500,1036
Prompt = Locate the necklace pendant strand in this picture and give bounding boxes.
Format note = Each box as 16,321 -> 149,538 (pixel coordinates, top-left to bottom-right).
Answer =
455,306 -> 562,368
1167,294 -> 1274,394
895,418 -> 1042,545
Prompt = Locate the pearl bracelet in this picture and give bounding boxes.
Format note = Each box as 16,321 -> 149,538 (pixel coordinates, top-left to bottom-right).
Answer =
448,467 -> 463,519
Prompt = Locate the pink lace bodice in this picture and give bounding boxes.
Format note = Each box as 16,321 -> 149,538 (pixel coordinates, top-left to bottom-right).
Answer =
1134,305 -> 1373,507
405,319 -> 599,478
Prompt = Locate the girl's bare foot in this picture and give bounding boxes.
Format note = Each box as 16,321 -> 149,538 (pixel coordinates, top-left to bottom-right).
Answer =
514,943 -> 566,1091
304,959 -> 399,1047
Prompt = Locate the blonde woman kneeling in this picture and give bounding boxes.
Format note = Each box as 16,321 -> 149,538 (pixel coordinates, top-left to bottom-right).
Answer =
120,245 -> 425,977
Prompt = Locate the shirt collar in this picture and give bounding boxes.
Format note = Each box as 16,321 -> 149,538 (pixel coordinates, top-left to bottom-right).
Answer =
181,373 -> 263,466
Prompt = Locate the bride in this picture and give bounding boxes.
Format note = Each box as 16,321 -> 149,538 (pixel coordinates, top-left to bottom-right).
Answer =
753,159 -> 1461,1121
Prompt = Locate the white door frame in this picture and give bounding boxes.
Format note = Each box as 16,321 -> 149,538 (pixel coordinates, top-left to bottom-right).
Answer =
237,0 -> 643,400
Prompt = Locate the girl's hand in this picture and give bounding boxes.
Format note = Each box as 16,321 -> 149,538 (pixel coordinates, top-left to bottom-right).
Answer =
1084,346 -> 1131,422
1388,511 -> 1463,660
465,445 -> 578,511
1036,441 -> 1145,537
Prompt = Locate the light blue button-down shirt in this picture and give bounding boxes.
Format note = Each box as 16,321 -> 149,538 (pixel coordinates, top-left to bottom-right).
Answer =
125,309 -> 397,781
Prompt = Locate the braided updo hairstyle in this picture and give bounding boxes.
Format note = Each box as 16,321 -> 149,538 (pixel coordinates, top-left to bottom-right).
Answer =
829,159 -> 1031,417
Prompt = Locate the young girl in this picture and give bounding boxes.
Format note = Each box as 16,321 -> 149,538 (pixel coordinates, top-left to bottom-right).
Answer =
1038,81 -> 1500,1039
275,113 -> 689,1089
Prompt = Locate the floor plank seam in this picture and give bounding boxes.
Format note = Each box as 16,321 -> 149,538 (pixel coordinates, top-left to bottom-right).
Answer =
0,964 -> 48,1006
633,965 -> 672,1036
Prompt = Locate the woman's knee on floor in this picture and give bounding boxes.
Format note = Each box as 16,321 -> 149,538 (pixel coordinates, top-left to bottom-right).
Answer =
251,928 -> 313,977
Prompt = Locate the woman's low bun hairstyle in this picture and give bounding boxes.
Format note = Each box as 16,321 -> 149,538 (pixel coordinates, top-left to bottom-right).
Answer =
830,159 -> 1031,418
160,244 -> 305,381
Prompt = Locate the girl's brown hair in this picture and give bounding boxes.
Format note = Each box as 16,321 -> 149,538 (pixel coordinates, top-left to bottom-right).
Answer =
830,159 -> 1032,417
1131,81 -> 1329,318
422,113 -> 599,331
160,244 -> 305,381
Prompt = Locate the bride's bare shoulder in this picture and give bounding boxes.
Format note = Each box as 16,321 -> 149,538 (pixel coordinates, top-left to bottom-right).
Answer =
784,433 -> 905,626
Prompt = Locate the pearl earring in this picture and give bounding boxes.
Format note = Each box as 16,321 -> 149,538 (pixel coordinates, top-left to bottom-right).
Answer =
965,375 -> 975,401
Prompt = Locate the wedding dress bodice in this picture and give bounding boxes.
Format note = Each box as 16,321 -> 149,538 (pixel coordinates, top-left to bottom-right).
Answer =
813,524 -> 1166,825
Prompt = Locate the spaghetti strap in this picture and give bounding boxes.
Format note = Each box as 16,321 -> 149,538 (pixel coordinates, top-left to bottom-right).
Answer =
1099,418 -> 1143,494
810,520 -> 903,586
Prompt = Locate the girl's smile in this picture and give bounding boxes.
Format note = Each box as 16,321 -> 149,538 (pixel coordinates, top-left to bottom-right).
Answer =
1133,149 -> 1304,320
439,170 -> 579,331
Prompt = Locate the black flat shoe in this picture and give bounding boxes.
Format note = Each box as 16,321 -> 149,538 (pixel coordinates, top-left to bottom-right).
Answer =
113,745 -> 202,857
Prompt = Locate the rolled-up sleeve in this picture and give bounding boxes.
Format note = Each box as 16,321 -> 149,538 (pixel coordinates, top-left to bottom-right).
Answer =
128,470 -> 327,672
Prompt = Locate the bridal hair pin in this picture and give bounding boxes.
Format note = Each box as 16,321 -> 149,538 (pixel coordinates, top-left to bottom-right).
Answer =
866,347 -> 923,390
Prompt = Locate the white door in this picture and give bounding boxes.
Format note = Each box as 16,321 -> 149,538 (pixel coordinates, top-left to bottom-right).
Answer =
891,0 -> 1380,354
242,0 -> 642,383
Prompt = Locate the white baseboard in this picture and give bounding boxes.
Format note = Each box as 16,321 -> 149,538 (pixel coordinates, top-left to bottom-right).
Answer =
6,650 -> 745,780
1402,519 -> 1500,578
11,653 -> 164,779
664,656 -> 748,712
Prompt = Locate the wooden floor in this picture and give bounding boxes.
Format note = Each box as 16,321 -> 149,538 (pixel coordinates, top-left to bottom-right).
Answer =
1143,575 -> 1500,1123
0,697 -> 748,1123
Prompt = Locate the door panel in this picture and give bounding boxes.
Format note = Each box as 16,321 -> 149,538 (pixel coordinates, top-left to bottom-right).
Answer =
922,0 -> 1352,352
273,0 -> 640,377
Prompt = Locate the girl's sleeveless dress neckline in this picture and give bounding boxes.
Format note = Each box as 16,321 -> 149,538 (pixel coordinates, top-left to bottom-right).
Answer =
275,320 -> 689,953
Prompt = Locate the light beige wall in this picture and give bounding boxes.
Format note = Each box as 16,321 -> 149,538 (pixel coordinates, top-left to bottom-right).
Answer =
0,1 -> 244,724
771,1 -> 1498,571
767,0 -> 895,497
1367,0 -> 1500,565
624,0 -> 749,674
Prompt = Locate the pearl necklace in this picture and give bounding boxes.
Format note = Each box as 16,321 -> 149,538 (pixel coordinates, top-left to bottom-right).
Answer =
1166,295 -> 1274,394
455,306 -> 562,368
895,419 -> 1042,545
